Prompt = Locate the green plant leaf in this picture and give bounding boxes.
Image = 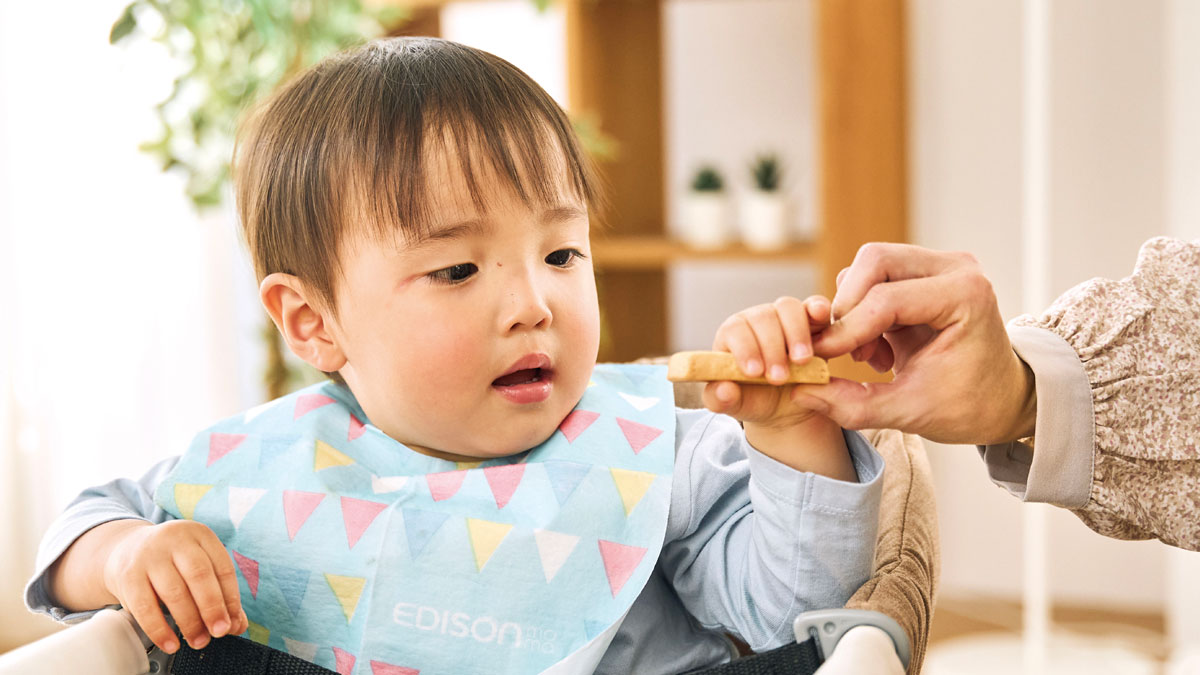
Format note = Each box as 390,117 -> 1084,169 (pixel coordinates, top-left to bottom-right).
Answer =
109,4 -> 139,44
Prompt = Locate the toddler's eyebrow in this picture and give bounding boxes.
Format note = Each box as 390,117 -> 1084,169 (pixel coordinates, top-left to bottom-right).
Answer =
407,204 -> 587,251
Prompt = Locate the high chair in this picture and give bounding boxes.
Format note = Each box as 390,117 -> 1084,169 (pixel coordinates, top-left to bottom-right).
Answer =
0,377 -> 939,674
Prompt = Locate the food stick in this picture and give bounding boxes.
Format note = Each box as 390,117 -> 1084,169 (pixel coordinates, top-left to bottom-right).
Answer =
666,350 -> 829,384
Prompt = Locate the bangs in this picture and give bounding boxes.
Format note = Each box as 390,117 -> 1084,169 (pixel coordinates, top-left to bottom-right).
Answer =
347,39 -> 602,244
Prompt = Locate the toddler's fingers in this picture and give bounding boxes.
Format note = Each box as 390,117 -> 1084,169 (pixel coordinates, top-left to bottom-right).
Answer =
122,580 -> 179,654
772,296 -> 813,363
802,295 -> 833,328
198,534 -> 246,634
743,305 -> 790,384
713,315 -> 764,378
148,564 -> 209,650
701,381 -> 743,416
173,547 -> 232,639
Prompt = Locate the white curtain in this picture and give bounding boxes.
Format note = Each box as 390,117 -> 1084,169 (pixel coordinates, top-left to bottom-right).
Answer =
0,1 -> 252,650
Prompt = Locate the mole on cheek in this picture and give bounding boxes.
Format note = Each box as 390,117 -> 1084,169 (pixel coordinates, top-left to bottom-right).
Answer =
496,262 -> 502,267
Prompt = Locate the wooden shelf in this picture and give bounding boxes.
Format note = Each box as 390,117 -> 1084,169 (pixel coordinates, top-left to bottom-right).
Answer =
590,236 -> 818,269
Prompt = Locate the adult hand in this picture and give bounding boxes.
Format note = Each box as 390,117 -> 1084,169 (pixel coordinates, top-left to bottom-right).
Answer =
792,243 -> 1038,445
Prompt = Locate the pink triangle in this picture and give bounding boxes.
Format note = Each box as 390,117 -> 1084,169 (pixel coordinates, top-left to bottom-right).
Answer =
232,550 -> 260,599
597,539 -> 647,597
348,415 -> 365,441
370,661 -> 420,675
483,465 -> 526,509
558,410 -> 600,443
341,497 -> 388,549
208,433 -> 246,467
615,418 -> 663,455
294,394 -> 336,420
282,490 -> 326,540
426,471 -> 467,502
332,647 -> 356,675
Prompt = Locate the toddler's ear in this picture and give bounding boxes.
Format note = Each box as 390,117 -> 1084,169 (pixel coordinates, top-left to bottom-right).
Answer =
259,273 -> 348,373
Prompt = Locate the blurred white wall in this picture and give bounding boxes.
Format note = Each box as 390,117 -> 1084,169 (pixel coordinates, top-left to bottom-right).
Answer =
911,0 -> 1185,611
663,0 -> 819,351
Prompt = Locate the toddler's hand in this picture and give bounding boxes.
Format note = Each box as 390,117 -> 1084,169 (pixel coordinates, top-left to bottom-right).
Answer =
702,295 -> 832,428
102,520 -> 248,654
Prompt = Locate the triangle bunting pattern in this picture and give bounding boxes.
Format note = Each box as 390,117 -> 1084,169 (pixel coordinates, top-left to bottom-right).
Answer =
283,637 -> 318,663
533,529 -> 580,583
618,392 -> 660,412
558,410 -> 599,443
341,497 -> 388,549
426,471 -> 467,502
369,662 -> 420,675
258,434 -> 296,469
597,539 -> 648,597
543,461 -> 590,506
332,647 -> 356,675
609,468 -> 657,516
324,573 -> 366,624
270,563 -> 310,617
174,484 -> 213,521
483,464 -> 525,509
615,418 -> 663,455
208,433 -> 246,467
402,508 -> 450,560
314,440 -> 355,471
294,394 -> 336,419
227,487 -> 267,530
371,475 -> 408,494
282,490 -> 326,541
466,518 -> 513,571
232,550 -> 260,599
348,415 -> 366,441
247,620 -> 270,645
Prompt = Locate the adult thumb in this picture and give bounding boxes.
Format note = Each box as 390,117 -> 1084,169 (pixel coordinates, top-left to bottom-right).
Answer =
790,379 -> 912,432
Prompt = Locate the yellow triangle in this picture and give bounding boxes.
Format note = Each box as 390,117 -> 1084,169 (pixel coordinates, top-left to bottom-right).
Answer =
247,620 -> 269,645
314,440 -> 355,471
610,468 -> 656,516
324,573 -> 366,623
455,461 -> 483,471
174,484 -> 213,520
466,518 -> 513,571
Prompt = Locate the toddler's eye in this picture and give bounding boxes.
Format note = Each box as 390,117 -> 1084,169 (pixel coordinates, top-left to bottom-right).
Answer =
545,248 -> 584,267
428,263 -> 478,284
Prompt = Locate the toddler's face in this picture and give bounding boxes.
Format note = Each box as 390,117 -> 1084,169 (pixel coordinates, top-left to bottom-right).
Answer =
328,152 -> 600,461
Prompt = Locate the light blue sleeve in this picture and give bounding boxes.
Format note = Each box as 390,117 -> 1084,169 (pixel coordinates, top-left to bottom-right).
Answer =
659,408 -> 884,652
24,456 -> 180,622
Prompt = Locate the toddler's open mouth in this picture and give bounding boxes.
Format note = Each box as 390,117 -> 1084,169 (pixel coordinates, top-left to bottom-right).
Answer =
492,354 -> 554,404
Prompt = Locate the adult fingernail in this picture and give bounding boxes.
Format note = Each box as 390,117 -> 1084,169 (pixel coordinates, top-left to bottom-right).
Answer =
164,639 -> 179,654
770,365 -> 787,381
213,619 -> 229,637
192,634 -> 210,649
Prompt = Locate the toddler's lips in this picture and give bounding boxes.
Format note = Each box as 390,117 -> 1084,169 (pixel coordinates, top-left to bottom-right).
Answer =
492,355 -> 554,404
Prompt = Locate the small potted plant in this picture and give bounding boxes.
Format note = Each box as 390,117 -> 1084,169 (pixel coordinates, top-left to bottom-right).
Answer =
680,165 -> 731,249
740,154 -> 790,250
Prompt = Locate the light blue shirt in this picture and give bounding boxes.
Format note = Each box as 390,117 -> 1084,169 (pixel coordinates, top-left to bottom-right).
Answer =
26,408 -> 883,674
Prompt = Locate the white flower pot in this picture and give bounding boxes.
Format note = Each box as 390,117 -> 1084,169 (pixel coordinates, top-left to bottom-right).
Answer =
680,193 -> 731,249
739,191 -> 790,250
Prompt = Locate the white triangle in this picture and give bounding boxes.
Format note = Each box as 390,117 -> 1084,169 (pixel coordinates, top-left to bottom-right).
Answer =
619,393 -> 660,412
534,529 -> 580,583
228,487 -> 267,529
243,400 -> 276,423
283,637 -> 318,662
371,474 -> 408,494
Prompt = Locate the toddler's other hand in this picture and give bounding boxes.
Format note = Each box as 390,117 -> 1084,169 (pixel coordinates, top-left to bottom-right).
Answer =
102,520 -> 248,654
702,295 -> 832,428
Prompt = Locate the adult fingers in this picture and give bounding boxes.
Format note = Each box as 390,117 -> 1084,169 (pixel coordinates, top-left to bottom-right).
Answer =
149,564 -> 209,650
197,534 -> 247,635
814,275 -> 965,357
790,378 -> 915,431
713,315 -> 765,378
831,244 -> 969,320
173,547 -> 232,639
121,579 -> 179,654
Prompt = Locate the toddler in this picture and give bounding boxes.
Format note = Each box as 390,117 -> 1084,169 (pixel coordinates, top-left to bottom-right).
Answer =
26,37 -> 882,675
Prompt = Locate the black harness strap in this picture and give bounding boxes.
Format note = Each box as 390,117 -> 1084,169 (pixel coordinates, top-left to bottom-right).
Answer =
686,637 -> 823,675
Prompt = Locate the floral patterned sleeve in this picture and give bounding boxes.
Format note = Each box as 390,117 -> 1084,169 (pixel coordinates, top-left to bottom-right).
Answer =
979,237 -> 1200,550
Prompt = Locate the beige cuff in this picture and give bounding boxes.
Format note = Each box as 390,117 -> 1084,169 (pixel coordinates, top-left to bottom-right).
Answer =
976,324 -> 1094,508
